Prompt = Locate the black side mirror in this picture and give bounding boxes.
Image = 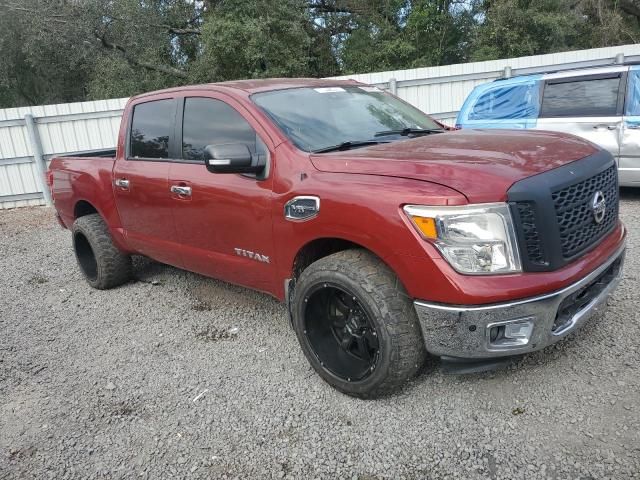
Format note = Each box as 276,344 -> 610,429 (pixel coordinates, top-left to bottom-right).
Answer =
204,144 -> 265,174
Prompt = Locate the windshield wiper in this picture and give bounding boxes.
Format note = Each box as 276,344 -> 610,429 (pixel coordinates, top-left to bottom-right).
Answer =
312,140 -> 389,153
374,127 -> 444,137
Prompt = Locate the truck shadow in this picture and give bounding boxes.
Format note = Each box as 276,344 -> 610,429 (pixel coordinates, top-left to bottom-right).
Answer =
620,187 -> 640,200
130,255 -> 283,312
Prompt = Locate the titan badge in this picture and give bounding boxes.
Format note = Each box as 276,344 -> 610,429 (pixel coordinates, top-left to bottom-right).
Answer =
234,248 -> 270,264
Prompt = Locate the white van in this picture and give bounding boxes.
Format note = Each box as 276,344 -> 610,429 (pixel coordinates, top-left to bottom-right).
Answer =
456,65 -> 640,186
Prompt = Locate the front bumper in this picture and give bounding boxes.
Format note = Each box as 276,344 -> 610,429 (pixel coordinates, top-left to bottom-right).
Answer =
414,243 -> 625,359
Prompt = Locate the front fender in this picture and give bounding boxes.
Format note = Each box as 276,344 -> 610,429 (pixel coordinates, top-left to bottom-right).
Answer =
272,172 -> 467,301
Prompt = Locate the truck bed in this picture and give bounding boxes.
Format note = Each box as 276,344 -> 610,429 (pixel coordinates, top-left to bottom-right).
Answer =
49,152 -> 118,231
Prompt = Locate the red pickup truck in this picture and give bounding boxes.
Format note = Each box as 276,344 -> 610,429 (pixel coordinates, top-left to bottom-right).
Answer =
48,79 -> 626,398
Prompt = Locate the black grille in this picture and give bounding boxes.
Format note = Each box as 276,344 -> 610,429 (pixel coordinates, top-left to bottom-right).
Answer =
515,202 -> 545,265
552,164 -> 618,259
508,151 -> 619,272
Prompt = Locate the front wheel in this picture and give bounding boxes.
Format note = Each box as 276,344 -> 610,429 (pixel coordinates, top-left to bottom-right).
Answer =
291,250 -> 427,398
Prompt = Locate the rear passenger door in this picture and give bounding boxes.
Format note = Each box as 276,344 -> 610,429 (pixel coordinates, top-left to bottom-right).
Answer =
113,97 -> 183,267
620,66 -> 640,186
536,69 -> 627,162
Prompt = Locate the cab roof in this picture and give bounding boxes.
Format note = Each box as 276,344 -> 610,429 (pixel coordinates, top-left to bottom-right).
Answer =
132,78 -> 365,101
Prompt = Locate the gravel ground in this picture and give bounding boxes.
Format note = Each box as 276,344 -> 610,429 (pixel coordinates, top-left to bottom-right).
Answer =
1,190 -> 639,480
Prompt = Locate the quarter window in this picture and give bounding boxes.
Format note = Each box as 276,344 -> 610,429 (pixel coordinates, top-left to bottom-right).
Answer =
182,98 -> 262,161
540,76 -> 621,117
130,100 -> 174,159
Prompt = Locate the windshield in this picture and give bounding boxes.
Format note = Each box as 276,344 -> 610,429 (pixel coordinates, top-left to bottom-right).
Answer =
252,86 -> 442,152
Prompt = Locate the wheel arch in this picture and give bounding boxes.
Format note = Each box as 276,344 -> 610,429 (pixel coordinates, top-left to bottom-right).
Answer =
286,236 -> 405,306
70,198 -> 130,253
74,199 -> 99,219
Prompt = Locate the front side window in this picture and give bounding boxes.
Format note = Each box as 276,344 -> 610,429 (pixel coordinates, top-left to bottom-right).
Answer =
469,84 -> 539,120
540,76 -> 621,117
252,86 -> 441,152
182,98 -> 261,161
130,100 -> 174,159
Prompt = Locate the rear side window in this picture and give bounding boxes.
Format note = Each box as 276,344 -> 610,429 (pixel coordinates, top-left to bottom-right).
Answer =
540,76 -> 621,117
469,84 -> 538,120
182,98 -> 260,161
130,100 -> 174,159
626,69 -> 640,116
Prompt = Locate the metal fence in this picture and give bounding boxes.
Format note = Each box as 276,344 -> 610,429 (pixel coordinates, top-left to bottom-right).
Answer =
331,44 -> 640,126
2,43 -> 640,209
0,98 -> 127,209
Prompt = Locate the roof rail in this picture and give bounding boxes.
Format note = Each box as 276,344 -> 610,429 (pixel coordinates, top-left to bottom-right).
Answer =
494,53 -> 640,82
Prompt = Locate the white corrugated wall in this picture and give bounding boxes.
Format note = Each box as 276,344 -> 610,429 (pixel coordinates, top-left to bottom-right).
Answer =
2,44 -> 640,208
0,98 -> 127,209
331,44 -> 640,125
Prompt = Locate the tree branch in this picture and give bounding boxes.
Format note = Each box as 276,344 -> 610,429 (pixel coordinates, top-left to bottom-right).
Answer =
0,1 -> 68,23
308,1 -> 354,14
619,0 -> 640,19
96,34 -> 188,79
155,24 -> 201,35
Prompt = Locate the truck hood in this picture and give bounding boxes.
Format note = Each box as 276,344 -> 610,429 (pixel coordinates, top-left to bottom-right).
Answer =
309,129 -> 598,203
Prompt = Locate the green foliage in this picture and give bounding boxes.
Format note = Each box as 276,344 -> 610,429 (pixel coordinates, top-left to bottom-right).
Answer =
1,0 -> 640,107
0,1 -> 91,106
192,0 -> 312,82
470,0 -> 584,60
470,0 -> 640,61
87,56 -> 180,101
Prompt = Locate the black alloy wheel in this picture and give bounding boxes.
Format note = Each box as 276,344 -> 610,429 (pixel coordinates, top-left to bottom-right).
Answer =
303,284 -> 380,382
291,249 -> 427,398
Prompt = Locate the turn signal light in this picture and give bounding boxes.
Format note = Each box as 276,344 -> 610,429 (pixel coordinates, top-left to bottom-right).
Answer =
409,216 -> 437,239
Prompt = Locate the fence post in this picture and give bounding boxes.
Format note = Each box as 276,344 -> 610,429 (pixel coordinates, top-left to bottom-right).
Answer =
389,77 -> 398,95
503,66 -> 512,78
615,53 -> 625,64
24,114 -> 52,206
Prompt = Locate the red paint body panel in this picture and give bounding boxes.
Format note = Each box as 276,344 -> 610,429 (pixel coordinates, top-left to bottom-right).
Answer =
310,129 -> 598,203
112,159 -> 181,267
48,79 -> 626,308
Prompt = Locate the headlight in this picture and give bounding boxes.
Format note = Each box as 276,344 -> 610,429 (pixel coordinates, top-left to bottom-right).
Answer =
404,203 -> 522,275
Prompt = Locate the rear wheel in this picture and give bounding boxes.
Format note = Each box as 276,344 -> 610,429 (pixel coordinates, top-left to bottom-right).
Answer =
291,249 -> 426,398
72,214 -> 132,289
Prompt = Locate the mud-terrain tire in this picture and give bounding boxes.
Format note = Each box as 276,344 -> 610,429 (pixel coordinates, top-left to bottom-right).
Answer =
291,249 -> 427,398
71,214 -> 132,289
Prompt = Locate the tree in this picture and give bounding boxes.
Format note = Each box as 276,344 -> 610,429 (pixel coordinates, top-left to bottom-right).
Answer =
1,0 -> 640,108
192,0 -> 314,82
470,0 -> 640,61
0,0 -> 202,105
0,1 -> 92,106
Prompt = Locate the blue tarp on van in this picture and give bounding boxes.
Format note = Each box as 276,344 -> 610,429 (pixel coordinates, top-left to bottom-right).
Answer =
456,75 -> 542,129
626,66 -> 640,117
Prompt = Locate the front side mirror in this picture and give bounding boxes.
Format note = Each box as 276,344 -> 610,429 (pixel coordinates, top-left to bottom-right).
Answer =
204,143 -> 265,174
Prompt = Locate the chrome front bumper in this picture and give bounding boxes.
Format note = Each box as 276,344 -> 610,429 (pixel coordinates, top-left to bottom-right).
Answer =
414,244 -> 625,359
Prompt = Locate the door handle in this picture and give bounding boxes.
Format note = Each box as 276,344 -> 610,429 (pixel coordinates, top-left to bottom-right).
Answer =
626,123 -> 640,130
170,185 -> 192,197
593,124 -> 618,131
115,178 -> 130,189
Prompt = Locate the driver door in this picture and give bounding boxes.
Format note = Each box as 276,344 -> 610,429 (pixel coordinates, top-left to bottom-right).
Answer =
168,95 -> 276,294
